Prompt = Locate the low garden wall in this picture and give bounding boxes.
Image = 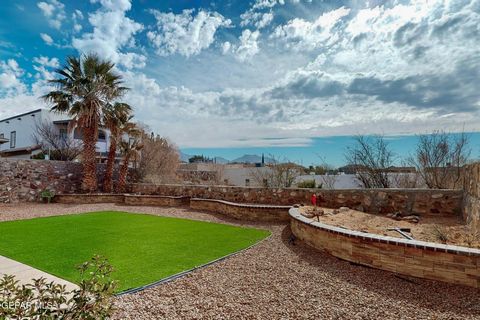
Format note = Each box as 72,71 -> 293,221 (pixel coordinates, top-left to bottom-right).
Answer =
131,183 -> 463,216
289,207 -> 480,288
190,198 -> 290,222
53,194 -> 290,222
54,194 -> 125,204
124,194 -> 190,207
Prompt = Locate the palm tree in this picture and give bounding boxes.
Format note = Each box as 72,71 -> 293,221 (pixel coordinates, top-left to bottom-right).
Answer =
102,102 -> 132,193
117,126 -> 143,193
42,54 -> 127,192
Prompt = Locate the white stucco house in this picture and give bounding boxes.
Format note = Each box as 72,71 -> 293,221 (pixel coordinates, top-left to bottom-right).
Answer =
0,109 -> 112,160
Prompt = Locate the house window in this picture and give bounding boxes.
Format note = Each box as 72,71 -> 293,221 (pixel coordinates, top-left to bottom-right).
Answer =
245,179 -> 250,186
73,128 -> 83,140
0,133 -> 3,138
10,131 -> 16,148
98,130 -> 106,141
59,129 -> 67,139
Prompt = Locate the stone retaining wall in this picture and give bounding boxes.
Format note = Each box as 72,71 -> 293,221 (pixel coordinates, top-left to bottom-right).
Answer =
462,163 -> 480,224
54,194 -> 125,204
1,159 -> 83,203
190,198 -> 290,222
0,159 -> 136,203
289,208 -> 480,288
124,194 -> 190,207
131,183 -> 463,216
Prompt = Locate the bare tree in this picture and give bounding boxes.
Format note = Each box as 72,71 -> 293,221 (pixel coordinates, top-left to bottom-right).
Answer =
345,135 -> 394,188
32,121 -> 82,161
251,155 -> 302,188
408,131 -> 470,189
137,130 -> 180,184
316,155 -> 338,189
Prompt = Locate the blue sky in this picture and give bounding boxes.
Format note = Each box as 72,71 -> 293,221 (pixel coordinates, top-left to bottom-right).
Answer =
0,0 -> 479,164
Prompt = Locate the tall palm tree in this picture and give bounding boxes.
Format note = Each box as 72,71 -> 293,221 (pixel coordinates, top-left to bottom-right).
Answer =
117,126 -> 143,193
102,102 -> 132,193
42,54 -> 127,192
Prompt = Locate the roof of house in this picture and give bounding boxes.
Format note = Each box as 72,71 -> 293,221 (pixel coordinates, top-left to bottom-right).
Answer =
0,109 -> 44,123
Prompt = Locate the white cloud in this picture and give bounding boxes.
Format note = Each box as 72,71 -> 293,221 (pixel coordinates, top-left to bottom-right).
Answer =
147,9 -> 231,57
72,9 -> 84,32
271,6 -> 350,51
37,0 -> 66,29
72,0 -> 145,69
221,41 -> 231,54
235,29 -> 260,61
40,33 -> 53,45
241,11 -> 274,29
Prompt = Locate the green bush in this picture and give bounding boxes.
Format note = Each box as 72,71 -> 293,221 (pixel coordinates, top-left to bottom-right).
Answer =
0,255 -> 117,319
40,189 -> 55,203
297,180 -> 317,188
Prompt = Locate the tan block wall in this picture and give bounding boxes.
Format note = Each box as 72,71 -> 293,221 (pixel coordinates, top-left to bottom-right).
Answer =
190,199 -> 290,222
290,208 -> 480,288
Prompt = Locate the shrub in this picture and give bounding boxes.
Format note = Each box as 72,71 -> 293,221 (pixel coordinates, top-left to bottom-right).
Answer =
0,255 -> 117,319
40,189 -> 55,203
297,180 -> 317,188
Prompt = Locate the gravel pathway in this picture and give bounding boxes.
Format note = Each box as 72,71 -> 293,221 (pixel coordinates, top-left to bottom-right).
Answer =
0,203 -> 479,319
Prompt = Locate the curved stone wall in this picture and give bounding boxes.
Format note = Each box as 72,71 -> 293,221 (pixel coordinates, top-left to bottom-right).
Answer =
289,207 -> 480,288
190,198 -> 290,222
54,194 -> 125,204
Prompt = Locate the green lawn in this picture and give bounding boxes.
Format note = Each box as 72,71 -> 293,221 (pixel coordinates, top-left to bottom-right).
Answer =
0,211 -> 269,292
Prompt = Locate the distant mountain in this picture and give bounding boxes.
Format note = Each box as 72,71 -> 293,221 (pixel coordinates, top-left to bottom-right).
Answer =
231,154 -> 274,164
213,156 -> 229,164
179,151 -> 192,162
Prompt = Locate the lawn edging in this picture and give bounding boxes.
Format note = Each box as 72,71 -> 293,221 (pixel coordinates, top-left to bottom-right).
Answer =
116,232 -> 272,296
289,207 -> 480,288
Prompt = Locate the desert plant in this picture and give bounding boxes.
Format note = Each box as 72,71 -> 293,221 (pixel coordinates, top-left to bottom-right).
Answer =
0,255 -> 117,319
432,225 -> 449,244
102,102 -> 133,193
297,180 -> 317,188
40,189 -> 55,203
43,54 -> 128,192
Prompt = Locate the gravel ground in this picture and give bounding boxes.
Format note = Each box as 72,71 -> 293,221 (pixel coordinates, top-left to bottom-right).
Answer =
0,203 -> 479,319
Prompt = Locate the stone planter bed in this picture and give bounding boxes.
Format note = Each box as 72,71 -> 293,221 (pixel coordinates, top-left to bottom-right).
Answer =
290,207 -> 480,288
299,205 -> 479,248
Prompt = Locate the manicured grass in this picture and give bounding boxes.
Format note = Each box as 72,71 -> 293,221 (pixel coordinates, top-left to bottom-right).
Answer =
0,211 -> 269,292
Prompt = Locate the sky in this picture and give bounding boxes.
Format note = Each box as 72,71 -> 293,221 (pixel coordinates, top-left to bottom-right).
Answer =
0,0 -> 479,165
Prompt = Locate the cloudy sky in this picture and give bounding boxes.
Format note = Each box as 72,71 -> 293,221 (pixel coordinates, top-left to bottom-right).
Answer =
0,0 -> 479,161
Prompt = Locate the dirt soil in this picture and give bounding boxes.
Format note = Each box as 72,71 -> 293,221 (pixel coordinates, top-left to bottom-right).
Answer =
300,206 -> 480,248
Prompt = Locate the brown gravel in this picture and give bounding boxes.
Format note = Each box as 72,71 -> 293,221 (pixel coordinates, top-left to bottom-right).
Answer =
0,203 -> 479,319
300,206 -> 480,248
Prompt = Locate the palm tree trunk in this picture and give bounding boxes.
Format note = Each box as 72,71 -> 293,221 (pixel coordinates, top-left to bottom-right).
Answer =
82,124 -> 98,192
103,130 -> 117,193
117,155 -> 130,193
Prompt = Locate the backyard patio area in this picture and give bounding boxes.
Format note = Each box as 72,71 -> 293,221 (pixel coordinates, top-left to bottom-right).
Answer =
0,203 -> 478,319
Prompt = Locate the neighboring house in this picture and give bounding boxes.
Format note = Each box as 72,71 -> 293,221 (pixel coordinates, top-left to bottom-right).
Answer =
0,109 -> 111,160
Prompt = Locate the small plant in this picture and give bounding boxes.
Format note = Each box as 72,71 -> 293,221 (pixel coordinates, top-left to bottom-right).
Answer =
297,180 -> 317,188
40,189 -> 55,203
432,225 -> 449,244
0,255 -> 117,319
